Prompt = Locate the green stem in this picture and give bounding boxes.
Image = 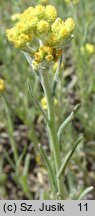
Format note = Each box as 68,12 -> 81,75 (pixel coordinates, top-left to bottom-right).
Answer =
41,71 -> 64,199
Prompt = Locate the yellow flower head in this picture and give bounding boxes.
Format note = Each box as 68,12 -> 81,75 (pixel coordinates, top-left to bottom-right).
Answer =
41,97 -> 47,109
59,26 -> 68,39
65,18 -> 75,34
0,79 -> 5,92
34,48 -> 45,63
48,17 -> 75,46
45,5 -> 57,23
11,13 -> 21,21
15,17 -> 38,34
45,54 -> 53,61
37,20 -> 49,33
34,45 -> 53,63
34,45 -> 62,63
53,62 -> 64,72
20,7 -> 36,20
6,28 -> 14,42
6,27 -> 32,48
85,43 -> 94,54
51,18 -> 68,40
47,32 -> 60,46
65,0 -> 79,5
51,18 -> 64,33
41,96 -> 58,110
35,5 -> 45,19
81,43 -> 94,55
15,33 -> 32,48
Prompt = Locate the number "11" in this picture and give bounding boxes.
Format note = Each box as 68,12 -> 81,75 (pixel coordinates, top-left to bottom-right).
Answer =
78,203 -> 88,211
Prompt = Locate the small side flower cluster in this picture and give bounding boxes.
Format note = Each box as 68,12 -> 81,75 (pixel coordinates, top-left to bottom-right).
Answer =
6,4 -> 75,69
34,45 -> 62,63
65,0 -> 79,5
41,96 -> 58,110
52,62 -> 64,73
0,79 -> 5,92
81,43 -> 95,55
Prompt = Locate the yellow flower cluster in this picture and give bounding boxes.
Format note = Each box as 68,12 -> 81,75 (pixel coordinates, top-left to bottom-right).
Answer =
41,96 -> 58,110
6,4 -> 75,66
65,0 -> 79,5
37,20 -> 49,33
0,79 -> 5,92
52,62 -> 64,73
47,17 -> 75,46
85,43 -> 94,54
6,5 -> 58,48
34,45 -> 62,63
81,43 -> 94,55
6,28 -> 32,48
45,5 -> 57,22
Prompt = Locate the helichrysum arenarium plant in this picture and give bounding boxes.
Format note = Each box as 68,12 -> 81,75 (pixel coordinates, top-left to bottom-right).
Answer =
6,4 -> 93,199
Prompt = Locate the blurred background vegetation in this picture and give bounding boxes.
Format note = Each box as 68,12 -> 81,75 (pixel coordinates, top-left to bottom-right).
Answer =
0,0 -> 95,199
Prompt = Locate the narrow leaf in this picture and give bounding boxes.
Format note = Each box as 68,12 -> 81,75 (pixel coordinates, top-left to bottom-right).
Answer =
23,154 -> 31,176
38,143 -> 57,192
78,186 -> 94,200
16,144 -> 27,168
23,45 -> 34,56
28,80 -> 48,122
20,175 -> 33,199
3,99 -> 18,162
58,104 -> 81,143
57,136 -> 83,178
24,52 -> 33,66
4,150 -> 15,170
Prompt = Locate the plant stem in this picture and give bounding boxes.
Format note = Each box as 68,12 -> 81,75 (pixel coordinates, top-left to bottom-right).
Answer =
41,70 -> 64,199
